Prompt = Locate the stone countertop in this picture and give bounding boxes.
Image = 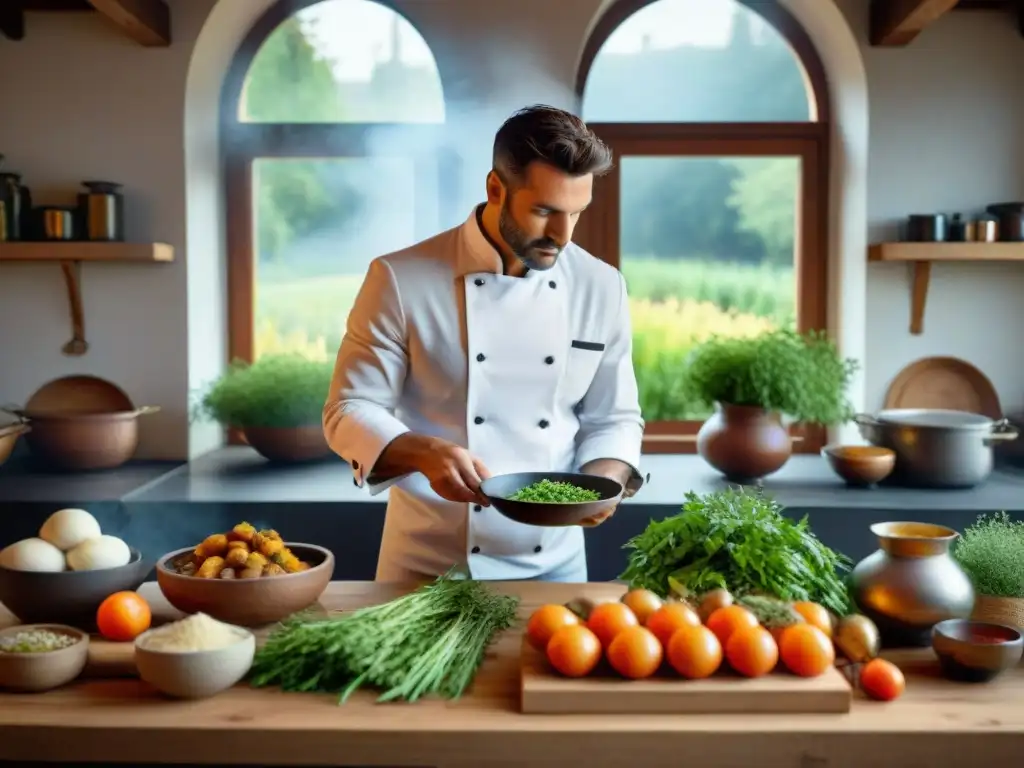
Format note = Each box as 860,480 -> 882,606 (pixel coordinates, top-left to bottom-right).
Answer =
0,457 -> 182,503
123,447 -> 1024,511
4,446 -> 1024,510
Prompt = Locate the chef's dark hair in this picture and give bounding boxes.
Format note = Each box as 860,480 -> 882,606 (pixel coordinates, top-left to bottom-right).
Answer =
492,105 -> 613,186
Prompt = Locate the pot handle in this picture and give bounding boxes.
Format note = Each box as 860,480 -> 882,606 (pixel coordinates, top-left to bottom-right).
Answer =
133,406 -> 162,417
985,418 -> 1019,445
853,413 -> 880,427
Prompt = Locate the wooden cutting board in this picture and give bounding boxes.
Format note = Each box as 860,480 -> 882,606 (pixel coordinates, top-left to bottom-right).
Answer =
82,638 -> 139,678
520,639 -> 852,715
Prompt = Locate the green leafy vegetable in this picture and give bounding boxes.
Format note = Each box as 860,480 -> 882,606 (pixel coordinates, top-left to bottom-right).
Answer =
191,353 -> 333,429
953,512 -> 1024,598
248,571 -> 519,703
509,479 -> 601,503
619,488 -> 852,615
678,328 -> 859,424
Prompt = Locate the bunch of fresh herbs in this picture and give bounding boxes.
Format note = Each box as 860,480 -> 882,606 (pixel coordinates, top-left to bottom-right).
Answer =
953,511 -> 1024,598
619,488 -> 852,615
248,571 -> 519,704
678,328 -> 859,425
191,354 -> 333,429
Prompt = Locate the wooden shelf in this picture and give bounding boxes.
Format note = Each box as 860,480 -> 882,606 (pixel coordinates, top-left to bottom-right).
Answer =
0,242 -> 173,262
0,241 -> 174,356
868,241 -> 1024,335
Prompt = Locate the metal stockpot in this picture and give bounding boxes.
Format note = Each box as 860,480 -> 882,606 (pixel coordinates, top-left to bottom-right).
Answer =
854,408 -> 1017,488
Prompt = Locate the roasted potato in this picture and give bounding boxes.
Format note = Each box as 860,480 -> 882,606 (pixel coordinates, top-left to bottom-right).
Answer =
196,556 -> 226,579
228,522 -> 256,543
195,534 -> 229,559
239,567 -> 263,579
224,547 -> 249,569
219,567 -> 237,579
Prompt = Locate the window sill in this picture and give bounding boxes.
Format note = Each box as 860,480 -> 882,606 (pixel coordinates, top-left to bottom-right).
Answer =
3,446 -> 1022,511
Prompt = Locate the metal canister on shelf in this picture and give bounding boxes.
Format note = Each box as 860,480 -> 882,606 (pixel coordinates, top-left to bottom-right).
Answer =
971,217 -> 998,242
77,180 -> 124,241
0,172 -> 24,241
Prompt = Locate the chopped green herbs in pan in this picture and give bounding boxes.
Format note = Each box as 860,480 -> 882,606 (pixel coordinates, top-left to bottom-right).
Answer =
509,479 -> 601,503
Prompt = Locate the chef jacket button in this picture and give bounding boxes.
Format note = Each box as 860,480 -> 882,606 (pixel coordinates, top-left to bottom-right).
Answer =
534,545 -> 542,553
471,546 -> 481,554
476,353 -> 485,362
544,356 -> 554,365
548,280 -> 557,289
538,419 -> 549,429
351,460 -> 360,470
474,416 -> 485,425
353,478 -> 359,486
474,278 -> 485,286
473,504 -> 482,512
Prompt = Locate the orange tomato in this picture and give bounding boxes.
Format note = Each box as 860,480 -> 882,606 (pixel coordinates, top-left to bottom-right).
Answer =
779,623 -> 835,677
96,591 -> 151,642
725,625 -> 779,678
546,624 -> 602,678
586,601 -> 639,647
620,589 -> 663,625
666,624 -> 723,679
859,658 -> 905,701
645,602 -> 702,646
791,601 -> 834,638
607,625 -> 663,679
526,604 -> 581,651
706,604 -> 759,647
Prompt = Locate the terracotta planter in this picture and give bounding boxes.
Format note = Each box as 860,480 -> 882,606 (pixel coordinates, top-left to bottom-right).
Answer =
971,594 -> 1024,632
242,425 -> 332,464
696,402 -> 792,483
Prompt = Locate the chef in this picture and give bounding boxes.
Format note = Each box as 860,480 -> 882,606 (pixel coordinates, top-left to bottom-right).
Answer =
323,104 -> 645,583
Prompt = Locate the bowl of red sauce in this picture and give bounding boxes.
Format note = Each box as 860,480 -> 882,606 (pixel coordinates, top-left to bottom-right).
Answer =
931,618 -> 1023,683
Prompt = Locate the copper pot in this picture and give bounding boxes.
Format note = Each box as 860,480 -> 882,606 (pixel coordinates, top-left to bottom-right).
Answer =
696,402 -> 792,483
4,375 -> 160,471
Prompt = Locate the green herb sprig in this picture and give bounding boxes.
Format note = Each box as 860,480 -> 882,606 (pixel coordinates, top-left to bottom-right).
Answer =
619,488 -> 852,615
678,328 -> 859,425
953,512 -> 1024,598
248,572 -> 519,704
191,353 -> 334,429
508,479 -> 601,503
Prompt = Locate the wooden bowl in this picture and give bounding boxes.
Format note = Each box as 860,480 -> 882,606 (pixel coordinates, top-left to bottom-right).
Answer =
0,549 -> 149,629
821,444 -> 895,487
932,619 -> 1024,683
134,626 -> 255,699
480,472 -> 624,527
0,624 -> 89,692
155,543 -> 334,627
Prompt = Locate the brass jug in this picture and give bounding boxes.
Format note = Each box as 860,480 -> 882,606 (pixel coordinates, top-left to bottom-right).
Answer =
850,522 -> 975,647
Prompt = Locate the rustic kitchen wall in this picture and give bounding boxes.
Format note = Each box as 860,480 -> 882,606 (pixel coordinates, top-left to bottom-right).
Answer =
0,0 -> 1021,460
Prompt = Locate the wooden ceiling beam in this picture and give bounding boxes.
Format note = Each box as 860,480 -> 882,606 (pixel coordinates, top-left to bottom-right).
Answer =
85,0 -> 169,47
870,0 -> 962,46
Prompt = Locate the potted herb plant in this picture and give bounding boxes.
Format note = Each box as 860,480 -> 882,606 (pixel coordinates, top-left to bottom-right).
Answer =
954,512 -> 1024,631
193,354 -> 335,463
678,328 -> 859,483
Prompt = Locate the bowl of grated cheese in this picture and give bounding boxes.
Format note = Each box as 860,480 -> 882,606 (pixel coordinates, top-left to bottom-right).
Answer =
133,612 -> 255,699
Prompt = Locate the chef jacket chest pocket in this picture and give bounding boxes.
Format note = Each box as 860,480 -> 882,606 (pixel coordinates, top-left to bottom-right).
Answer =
560,339 -> 606,406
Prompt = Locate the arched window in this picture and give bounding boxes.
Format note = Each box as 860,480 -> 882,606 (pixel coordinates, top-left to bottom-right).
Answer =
223,0 -> 448,364
575,0 -> 830,455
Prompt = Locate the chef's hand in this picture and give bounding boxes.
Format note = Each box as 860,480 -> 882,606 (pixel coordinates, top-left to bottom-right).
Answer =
416,437 -> 492,505
578,458 -> 633,527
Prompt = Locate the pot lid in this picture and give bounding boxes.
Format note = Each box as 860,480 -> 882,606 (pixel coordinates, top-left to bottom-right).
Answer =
875,408 -> 994,430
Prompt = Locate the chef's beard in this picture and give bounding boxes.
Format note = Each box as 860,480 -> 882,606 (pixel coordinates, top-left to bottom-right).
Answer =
499,198 -> 562,272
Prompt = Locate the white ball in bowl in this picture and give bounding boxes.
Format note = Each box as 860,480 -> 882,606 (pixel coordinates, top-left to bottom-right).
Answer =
39,508 -> 102,552
0,538 -> 66,572
66,535 -> 132,571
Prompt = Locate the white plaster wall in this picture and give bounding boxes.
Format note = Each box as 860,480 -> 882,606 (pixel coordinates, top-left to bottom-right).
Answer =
0,0 -> 1021,460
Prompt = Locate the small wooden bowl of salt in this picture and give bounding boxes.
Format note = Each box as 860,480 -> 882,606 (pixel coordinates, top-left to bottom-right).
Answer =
133,612 -> 255,699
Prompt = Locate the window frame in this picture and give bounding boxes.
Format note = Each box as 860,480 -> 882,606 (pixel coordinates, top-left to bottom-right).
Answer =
574,0 -> 832,455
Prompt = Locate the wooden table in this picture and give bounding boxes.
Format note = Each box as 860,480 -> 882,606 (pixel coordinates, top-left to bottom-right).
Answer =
0,581 -> 1021,767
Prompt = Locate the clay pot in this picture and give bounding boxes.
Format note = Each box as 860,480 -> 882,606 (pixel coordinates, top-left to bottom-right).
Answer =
242,425 -> 332,463
696,402 -> 792,483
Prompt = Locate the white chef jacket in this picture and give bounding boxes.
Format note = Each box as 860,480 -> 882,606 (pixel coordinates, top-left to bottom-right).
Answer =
323,206 -> 645,582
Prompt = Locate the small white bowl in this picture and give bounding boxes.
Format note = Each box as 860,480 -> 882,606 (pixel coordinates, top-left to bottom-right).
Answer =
0,624 -> 89,693
133,626 -> 255,699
